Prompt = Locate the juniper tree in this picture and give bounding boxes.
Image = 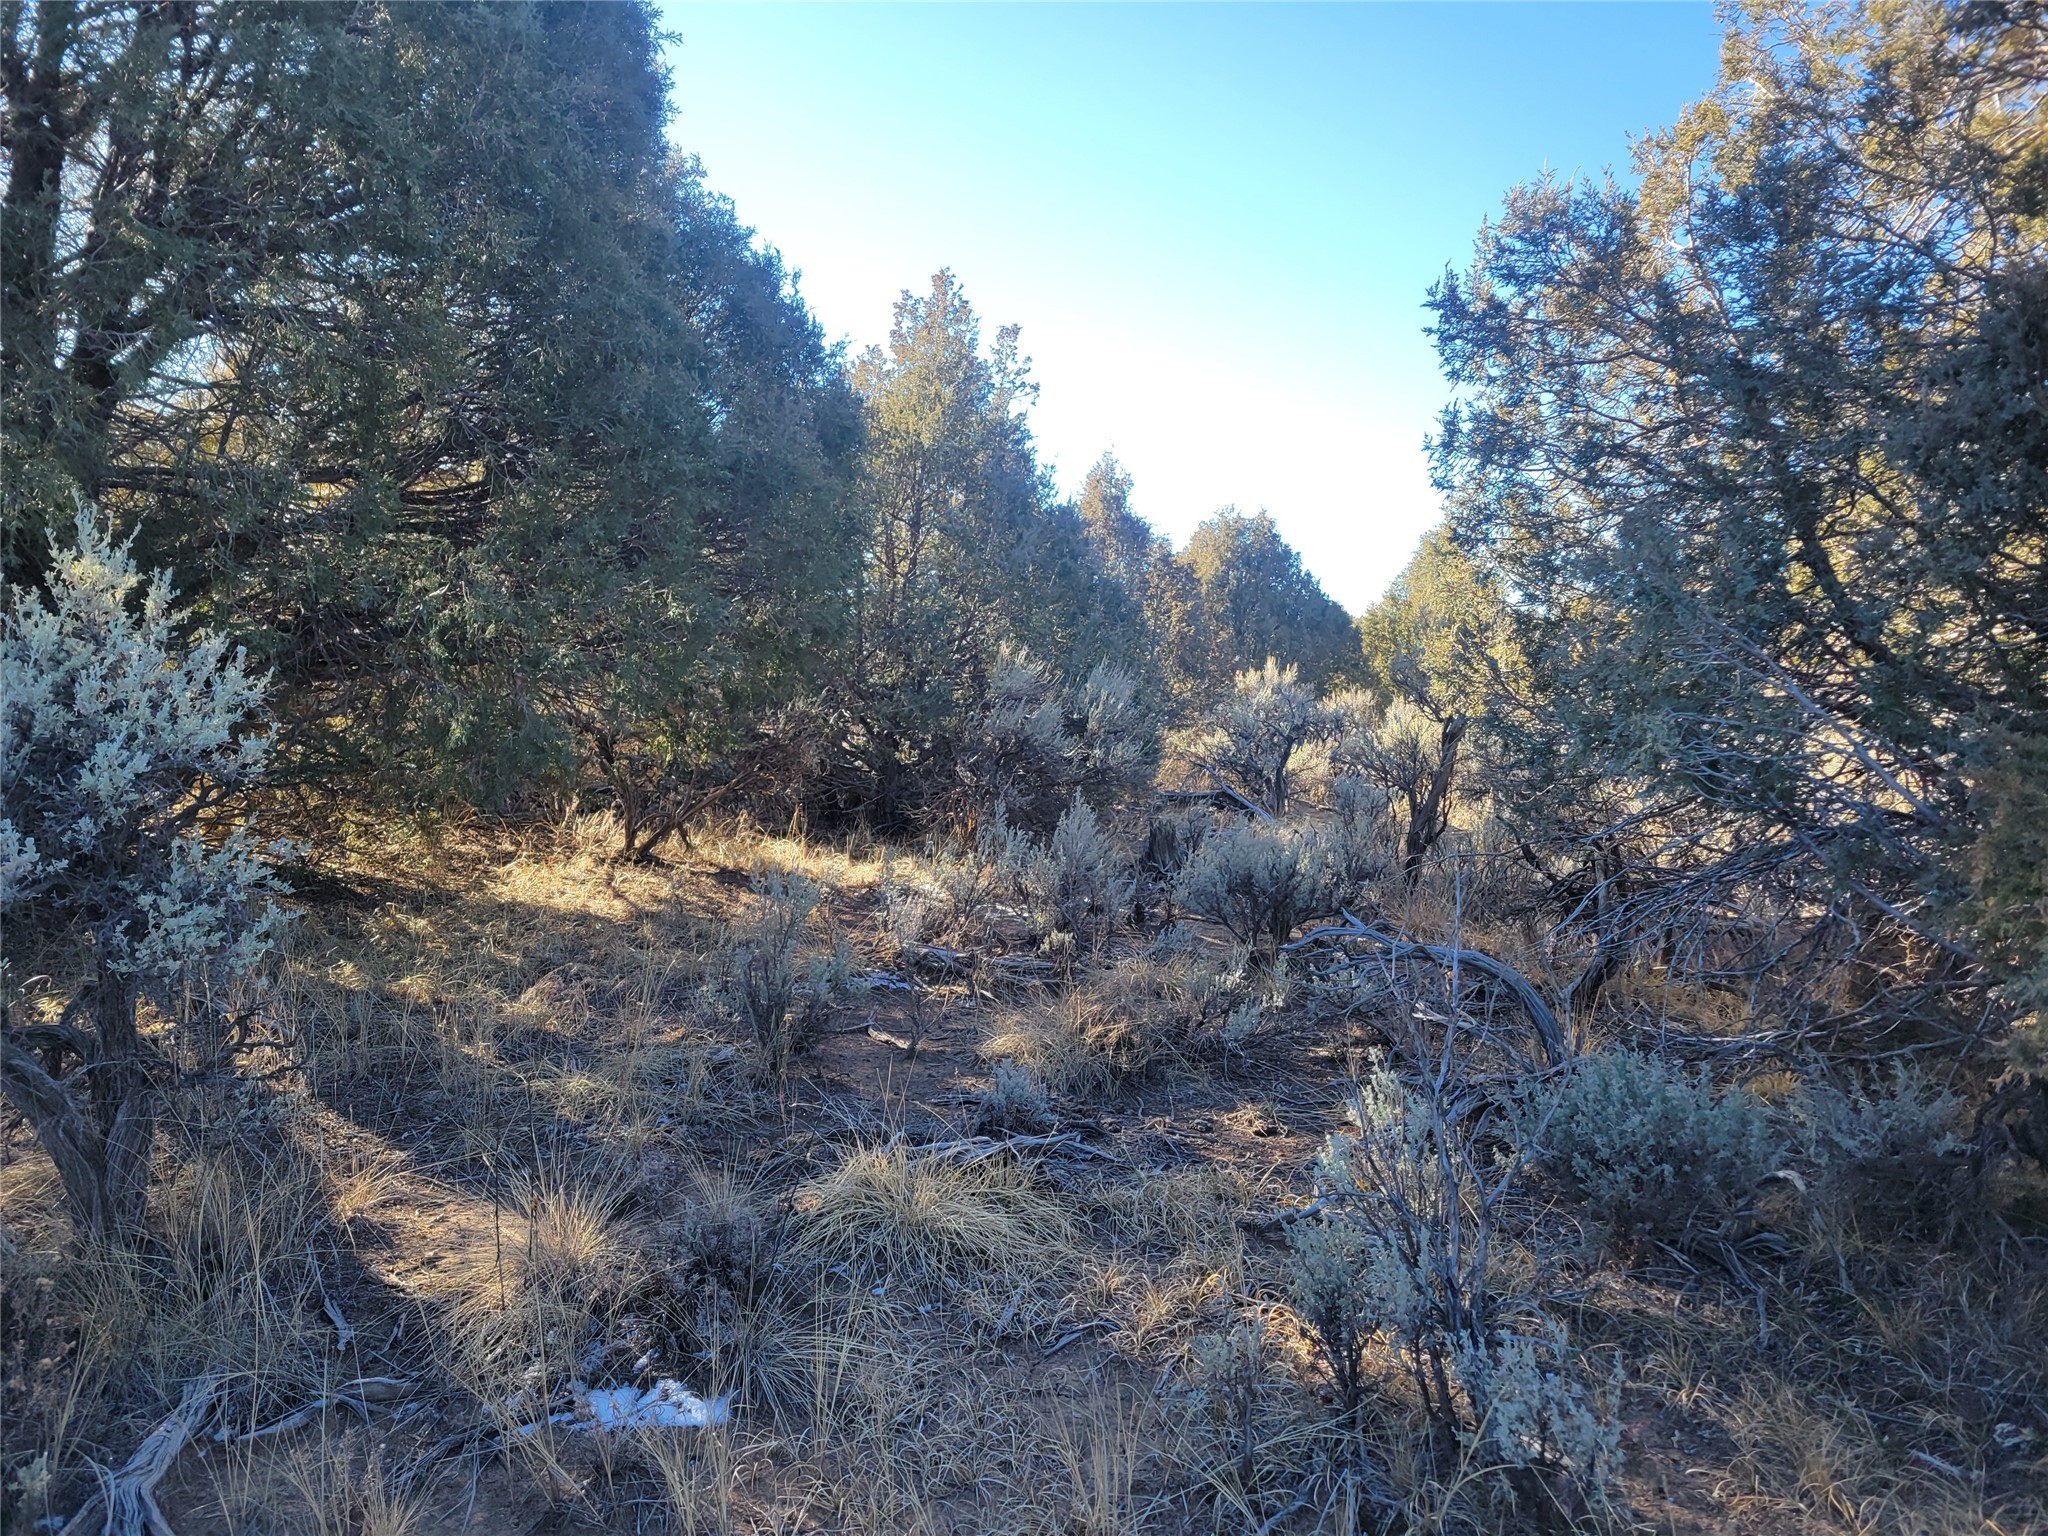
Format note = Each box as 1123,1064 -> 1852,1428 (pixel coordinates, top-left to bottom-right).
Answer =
2,2 -> 861,811
1429,0 -> 2048,1071
1179,508 -> 1360,696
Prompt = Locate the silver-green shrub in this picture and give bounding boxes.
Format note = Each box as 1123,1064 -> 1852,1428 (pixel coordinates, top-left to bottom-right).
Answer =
1284,1058 -> 1617,1495
715,868 -> 849,1078
969,1062 -> 1054,1135
1286,1061 -> 1485,1421
1321,773 -> 1394,905
1197,658 -> 1335,816
1518,1049 -> 1778,1242
1,508 -> 290,1238
1455,1322 -> 1619,1486
1791,1064 -> 1968,1232
1173,821 -> 1328,964
1027,792 -> 1134,952
954,650 -> 1152,834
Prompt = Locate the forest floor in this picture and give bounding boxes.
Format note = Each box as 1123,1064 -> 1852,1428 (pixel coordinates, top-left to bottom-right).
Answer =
2,813 -> 2044,1536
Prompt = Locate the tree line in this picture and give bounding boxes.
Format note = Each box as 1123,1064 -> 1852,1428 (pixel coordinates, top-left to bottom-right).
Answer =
2,0 -> 1357,843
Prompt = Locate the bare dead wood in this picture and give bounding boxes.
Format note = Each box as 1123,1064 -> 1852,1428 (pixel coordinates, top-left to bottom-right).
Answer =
60,1373 -> 219,1536
1239,1195 -> 1336,1236
911,1130 -> 1122,1166
1162,776 -> 1276,825
897,944 -> 1058,988
1041,1317 -> 1115,1357
1399,713 -> 1468,885
1286,909 -> 1567,1066
216,1392 -> 372,1444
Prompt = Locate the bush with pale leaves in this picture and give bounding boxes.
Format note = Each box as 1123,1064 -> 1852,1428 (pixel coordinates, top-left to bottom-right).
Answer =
1,507 -> 290,1005
1,507 -> 289,1238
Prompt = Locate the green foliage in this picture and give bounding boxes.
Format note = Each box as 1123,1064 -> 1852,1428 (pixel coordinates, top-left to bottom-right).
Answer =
1517,1051 -> 1778,1245
1353,527 -> 1512,717
3,2 -> 860,808
1075,452 -> 1205,704
1429,0 -> 2048,1059
814,275 -> 1159,827
1178,508 -> 1359,696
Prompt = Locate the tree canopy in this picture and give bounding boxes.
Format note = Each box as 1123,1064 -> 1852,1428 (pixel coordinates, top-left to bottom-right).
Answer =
1428,0 -> 2048,1048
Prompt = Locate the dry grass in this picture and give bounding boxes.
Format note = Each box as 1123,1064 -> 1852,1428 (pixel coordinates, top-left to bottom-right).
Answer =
792,1141 -> 1077,1285
3,810 -> 2045,1535
281,1437 -> 429,1536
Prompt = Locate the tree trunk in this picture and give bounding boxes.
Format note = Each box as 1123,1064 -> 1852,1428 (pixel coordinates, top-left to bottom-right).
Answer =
0,1033 -> 114,1239
1400,714 -> 1468,886
0,958 -> 156,1244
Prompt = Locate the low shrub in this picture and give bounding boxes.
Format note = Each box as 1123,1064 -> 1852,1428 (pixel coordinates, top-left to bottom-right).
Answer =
949,651 -> 1155,835
713,868 -> 858,1077
1791,1064 -> 1971,1237
1026,792 -> 1135,953
1197,659 -> 1336,816
1455,1322 -> 1620,1488
1173,821 -> 1329,965
1517,1049 -> 1779,1244
1321,773 -> 1394,906
1284,1059 -> 1617,1499
968,1063 -> 1056,1135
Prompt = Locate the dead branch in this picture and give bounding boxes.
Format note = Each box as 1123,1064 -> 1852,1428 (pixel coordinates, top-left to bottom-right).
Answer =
911,1130 -> 1122,1166
1286,909 -> 1567,1065
60,1373 -> 220,1536
1162,776 -> 1276,825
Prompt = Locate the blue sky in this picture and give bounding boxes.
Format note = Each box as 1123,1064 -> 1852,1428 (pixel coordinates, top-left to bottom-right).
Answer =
655,3 -> 1722,611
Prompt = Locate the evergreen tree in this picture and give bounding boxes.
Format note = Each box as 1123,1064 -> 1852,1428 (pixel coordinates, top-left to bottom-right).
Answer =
1430,0 -> 2048,1053
2,2 -> 861,809
826,272 -> 1150,824
1179,507 -> 1358,696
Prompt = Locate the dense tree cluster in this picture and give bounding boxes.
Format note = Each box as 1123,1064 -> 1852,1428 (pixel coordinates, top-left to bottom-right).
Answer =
1,3 -> 1354,838
1395,0 -> 2048,1090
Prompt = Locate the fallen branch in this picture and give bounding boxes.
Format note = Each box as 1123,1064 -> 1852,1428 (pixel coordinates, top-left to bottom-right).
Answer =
217,1394 -> 370,1444
1250,1492 -> 1314,1536
213,1379 -> 407,1444
61,1373 -> 220,1536
897,945 -> 1058,988
322,1295 -> 354,1355
1041,1317 -> 1116,1357
1286,909 -> 1567,1065
1239,1195 -> 1335,1236
1165,775 -> 1277,825
912,1130 -> 1121,1166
